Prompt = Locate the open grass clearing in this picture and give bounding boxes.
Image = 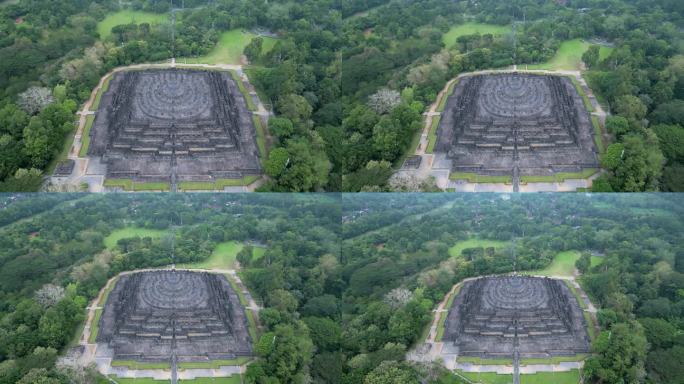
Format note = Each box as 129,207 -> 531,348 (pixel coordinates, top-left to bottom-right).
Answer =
448,238 -> 509,258
97,10 -> 168,39
104,227 -> 168,249
443,23 -> 512,48
178,241 -> 265,270
526,39 -> 613,71
526,250 -> 580,277
179,29 -> 276,65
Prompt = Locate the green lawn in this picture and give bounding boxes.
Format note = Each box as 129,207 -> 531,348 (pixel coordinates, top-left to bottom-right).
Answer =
78,115 -> 95,157
178,241 -> 266,269
252,115 -> 268,161
97,10 -> 169,39
103,179 -> 170,191
178,377 -> 242,384
527,250 -> 580,277
426,115 -> 440,154
228,70 -> 257,110
88,309 -> 102,343
437,80 -> 458,112
457,354 -> 587,366
104,227 -> 168,249
526,39 -> 613,71
591,116 -> 604,153
449,172 -> 512,183
568,76 -> 594,113
519,169 -> 598,183
90,76 -> 112,112
459,370 -> 580,384
109,378 -> 170,384
177,358 -> 251,370
443,23 -> 512,48
448,238 -> 509,258
435,285 -> 461,341
178,176 -> 259,191
179,29 -> 276,65
110,361 -> 170,370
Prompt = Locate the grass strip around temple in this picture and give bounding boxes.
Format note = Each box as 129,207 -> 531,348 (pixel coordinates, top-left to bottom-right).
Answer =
103,179 -> 170,191
176,357 -> 252,370
78,115 -> 95,157
437,79 -> 458,112
449,172 -> 512,183
110,360 -> 171,369
229,70 -> 257,111
426,115 -> 440,154
252,115 -> 268,160
592,115 -> 604,153
90,76 -> 112,112
178,176 -> 259,191
435,284 -> 461,341
519,168 -> 598,183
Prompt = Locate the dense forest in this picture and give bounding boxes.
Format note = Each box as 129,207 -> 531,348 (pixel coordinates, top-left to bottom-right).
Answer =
0,0 -> 682,191
0,193 -> 681,383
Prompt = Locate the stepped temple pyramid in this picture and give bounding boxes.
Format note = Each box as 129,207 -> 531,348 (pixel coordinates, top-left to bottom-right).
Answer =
96,271 -> 253,362
435,73 -> 599,178
443,276 -> 590,358
87,69 -> 261,184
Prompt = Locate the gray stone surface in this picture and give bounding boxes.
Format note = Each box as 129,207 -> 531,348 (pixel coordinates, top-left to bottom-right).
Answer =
444,276 -> 590,358
97,271 -> 253,362
436,74 -> 598,176
88,69 -> 261,183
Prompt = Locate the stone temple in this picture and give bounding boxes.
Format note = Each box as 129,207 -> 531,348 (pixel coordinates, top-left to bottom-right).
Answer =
87,69 -> 261,184
97,271 -> 252,362
435,74 -> 598,177
444,276 -> 590,358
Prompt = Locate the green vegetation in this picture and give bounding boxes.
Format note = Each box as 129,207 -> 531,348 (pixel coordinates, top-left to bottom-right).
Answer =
569,76 -> 594,113
591,116 -> 605,153
45,124 -> 77,176
442,23 -> 511,48
526,39 -> 612,71
178,176 -> 259,191
178,241 -> 265,269
252,115 -> 268,160
102,179 -> 170,191
104,227 -> 167,249
519,169 -> 599,183
177,357 -> 252,370
435,285 -> 461,341
179,29 -> 276,65
448,172 -> 512,183
110,360 -> 171,370
97,10 -> 168,39
449,238 -> 509,258
437,80 -> 458,112
78,115 -> 95,157
457,354 -> 587,365
87,309 -> 102,343
426,115 -> 440,153
178,377 -> 242,384
110,377 -> 170,384
229,70 -> 257,111
563,280 -> 588,310
458,370 -> 580,384
90,76 -> 112,112
527,250 -> 581,277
